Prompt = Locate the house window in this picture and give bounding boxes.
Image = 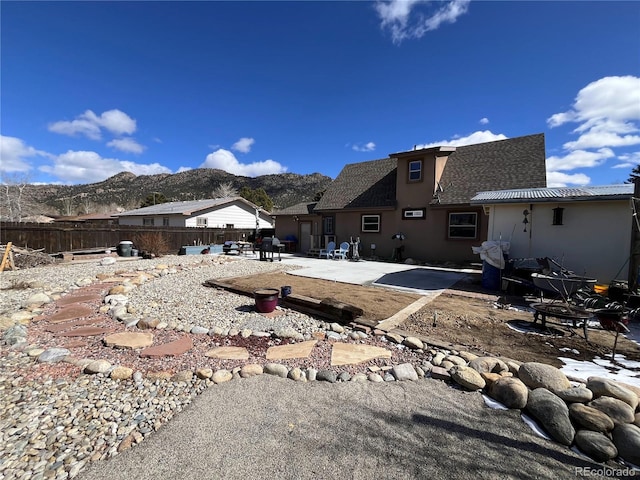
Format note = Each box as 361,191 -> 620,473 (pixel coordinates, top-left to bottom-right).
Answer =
143,218 -> 154,226
196,218 -> 208,227
361,214 -> 380,233
408,160 -> 422,182
226,224 -> 234,229
162,217 -> 170,226
403,208 -> 426,219
322,216 -> 334,235
552,207 -> 564,226
448,212 -> 477,239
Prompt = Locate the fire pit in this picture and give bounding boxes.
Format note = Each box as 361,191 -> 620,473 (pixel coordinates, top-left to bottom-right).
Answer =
531,302 -> 592,341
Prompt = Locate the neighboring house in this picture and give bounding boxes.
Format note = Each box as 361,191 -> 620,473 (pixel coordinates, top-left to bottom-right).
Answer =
116,197 -> 274,229
274,134 -> 546,263
470,184 -> 634,284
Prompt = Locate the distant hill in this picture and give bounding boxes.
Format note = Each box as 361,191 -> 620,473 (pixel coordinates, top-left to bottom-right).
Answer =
21,169 -> 333,216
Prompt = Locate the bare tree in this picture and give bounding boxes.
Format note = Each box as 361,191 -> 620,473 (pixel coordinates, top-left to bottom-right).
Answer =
0,173 -> 32,221
211,182 -> 238,198
59,196 -> 75,216
79,194 -> 95,214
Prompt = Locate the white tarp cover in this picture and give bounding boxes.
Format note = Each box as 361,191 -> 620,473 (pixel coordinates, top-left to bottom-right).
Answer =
472,241 -> 510,269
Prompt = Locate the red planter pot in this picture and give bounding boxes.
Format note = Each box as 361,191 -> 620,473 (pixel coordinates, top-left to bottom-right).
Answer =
253,288 -> 280,313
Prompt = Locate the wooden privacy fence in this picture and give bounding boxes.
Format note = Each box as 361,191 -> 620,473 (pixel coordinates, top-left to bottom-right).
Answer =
0,222 -> 254,254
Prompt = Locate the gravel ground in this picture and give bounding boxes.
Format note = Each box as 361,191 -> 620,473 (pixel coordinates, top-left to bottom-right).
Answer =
0,254 -> 628,480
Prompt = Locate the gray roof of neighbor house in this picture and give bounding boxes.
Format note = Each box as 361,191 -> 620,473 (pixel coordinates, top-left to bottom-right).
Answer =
471,184 -> 634,204
273,202 -> 318,216
117,197 -> 263,216
314,158 -> 397,211
435,133 -> 547,205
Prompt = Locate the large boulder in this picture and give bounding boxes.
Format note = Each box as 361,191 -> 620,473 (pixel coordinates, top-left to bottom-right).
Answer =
518,362 -> 570,393
574,430 -> 618,463
555,386 -> 593,404
526,388 -> 575,445
588,396 -> 635,425
488,377 -> 528,409
569,403 -> 615,433
611,423 -> 640,466
468,356 -> 508,375
587,376 -> 639,411
450,366 -> 485,391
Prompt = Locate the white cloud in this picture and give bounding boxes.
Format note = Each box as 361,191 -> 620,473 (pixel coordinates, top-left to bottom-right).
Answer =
200,148 -> 287,177
547,76 -> 640,150
479,117 -> 489,125
547,171 -> 591,188
232,137 -> 255,153
546,148 -> 614,172
177,166 -> 193,173
0,135 -> 50,173
39,150 -> 171,184
107,137 -> 146,154
613,152 -> 640,169
546,76 -> 640,182
352,142 -> 376,152
48,109 -> 137,139
375,0 -> 470,44
415,130 -> 507,149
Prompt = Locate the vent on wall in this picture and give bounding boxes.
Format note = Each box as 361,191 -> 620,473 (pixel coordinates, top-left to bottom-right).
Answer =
403,208 -> 426,219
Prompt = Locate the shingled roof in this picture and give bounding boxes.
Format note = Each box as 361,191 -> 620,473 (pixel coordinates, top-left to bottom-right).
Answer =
435,133 -> 547,205
314,158 -> 397,211
273,202 -> 317,216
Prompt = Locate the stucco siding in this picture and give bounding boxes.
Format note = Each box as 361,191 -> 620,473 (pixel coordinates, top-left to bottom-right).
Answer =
485,201 -> 631,283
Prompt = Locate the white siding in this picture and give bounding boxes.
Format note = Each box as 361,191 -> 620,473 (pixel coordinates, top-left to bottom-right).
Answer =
118,200 -> 275,229
184,202 -> 273,228
485,200 -> 631,283
118,215 -> 185,227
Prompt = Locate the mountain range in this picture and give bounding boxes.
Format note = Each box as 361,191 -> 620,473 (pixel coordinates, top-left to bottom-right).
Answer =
16,169 -> 333,217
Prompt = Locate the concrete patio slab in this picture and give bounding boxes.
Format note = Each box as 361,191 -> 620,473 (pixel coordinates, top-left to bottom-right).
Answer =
252,254 -> 476,296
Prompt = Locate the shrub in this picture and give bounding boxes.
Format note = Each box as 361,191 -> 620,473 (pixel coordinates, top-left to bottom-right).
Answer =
134,232 -> 170,257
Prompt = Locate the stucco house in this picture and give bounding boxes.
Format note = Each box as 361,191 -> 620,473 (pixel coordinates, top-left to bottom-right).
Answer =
116,197 -> 274,229
274,133 -> 546,263
470,184 -> 634,283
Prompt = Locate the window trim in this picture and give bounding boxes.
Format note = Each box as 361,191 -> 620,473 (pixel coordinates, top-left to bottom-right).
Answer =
196,217 -> 208,227
143,218 -> 155,226
322,215 -> 335,235
408,160 -> 422,182
448,211 -> 478,239
361,214 -> 381,233
162,217 -> 170,226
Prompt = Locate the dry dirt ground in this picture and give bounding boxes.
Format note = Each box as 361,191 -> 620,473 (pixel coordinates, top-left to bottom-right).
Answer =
222,270 -> 640,369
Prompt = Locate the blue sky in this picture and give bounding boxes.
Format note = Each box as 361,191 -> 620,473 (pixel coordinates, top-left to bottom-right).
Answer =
1,1 -> 639,188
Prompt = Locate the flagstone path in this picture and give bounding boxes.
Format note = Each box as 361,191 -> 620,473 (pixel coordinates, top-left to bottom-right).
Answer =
31,279 -> 397,371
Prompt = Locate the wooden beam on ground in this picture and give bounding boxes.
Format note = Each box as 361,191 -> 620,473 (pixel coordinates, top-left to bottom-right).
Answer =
376,296 -> 435,331
0,242 -> 13,273
202,279 -> 255,297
